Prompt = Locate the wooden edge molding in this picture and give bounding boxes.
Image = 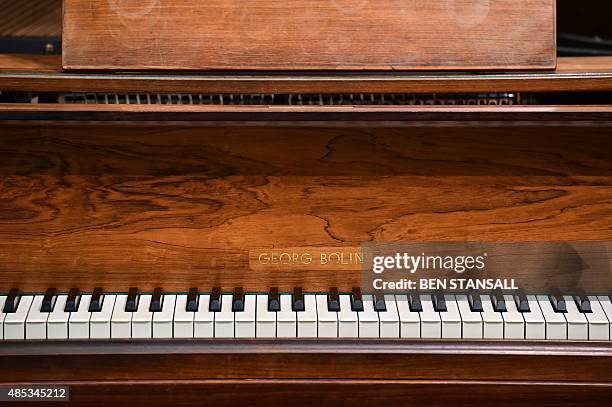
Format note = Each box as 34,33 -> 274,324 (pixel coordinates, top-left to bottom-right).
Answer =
1,339 -> 611,357
0,104 -> 611,122
1,340 -> 612,384
0,55 -> 611,94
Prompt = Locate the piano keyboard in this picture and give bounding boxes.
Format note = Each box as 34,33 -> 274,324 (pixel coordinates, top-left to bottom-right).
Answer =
1,288 -> 611,341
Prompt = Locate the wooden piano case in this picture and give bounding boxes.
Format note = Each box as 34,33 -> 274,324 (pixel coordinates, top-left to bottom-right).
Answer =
0,55 -> 612,405
2,340 -> 612,406
61,0 -> 556,71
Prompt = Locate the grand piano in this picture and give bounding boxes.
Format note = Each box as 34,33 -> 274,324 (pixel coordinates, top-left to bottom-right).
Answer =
0,1 -> 611,405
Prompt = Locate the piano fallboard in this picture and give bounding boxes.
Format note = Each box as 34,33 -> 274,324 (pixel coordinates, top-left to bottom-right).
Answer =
0,120 -> 610,292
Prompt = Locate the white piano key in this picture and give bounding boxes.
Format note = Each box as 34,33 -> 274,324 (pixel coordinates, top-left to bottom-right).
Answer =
396,294 -> 420,338
537,295 -> 566,340
47,295 -> 69,340
0,296 -> 6,340
378,295 -> 399,338
90,294 -> 116,339
131,294 -> 153,338
521,295 -> 545,340
214,294 -> 234,338
587,296 -> 609,340
480,294 -> 503,339
256,294 -> 277,338
193,294 -> 214,338
316,294 -> 337,338
297,294 -> 317,338
69,294 -> 92,339
563,295 -> 587,340
338,294 -> 358,338
111,294 -> 132,339
276,294 -> 297,338
234,294 -> 256,338
153,294 -> 176,339
26,295 -> 48,340
419,295 -> 441,339
441,295 -> 462,339
359,295 -> 379,338
597,296 -> 612,340
173,295 -> 194,338
456,294 -> 482,339
4,295 -> 34,340
502,294 -> 524,339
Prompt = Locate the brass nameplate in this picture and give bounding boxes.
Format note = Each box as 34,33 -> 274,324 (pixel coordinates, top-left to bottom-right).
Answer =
249,247 -> 363,271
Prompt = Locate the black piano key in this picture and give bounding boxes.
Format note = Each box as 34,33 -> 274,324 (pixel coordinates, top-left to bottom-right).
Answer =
209,287 -> 222,312
64,288 -> 80,312
574,289 -> 591,313
89,287 -> 103,312
549,291 -> 567,313
408,293 -> 422,312
373,294 -> 386,312
433,293 -> 446,312
491,290 -> 507,313
292,287 -> 305,312
186,287 -> 199,312
3,288 -> 19,313
514,288 -> 530,313
126,287 -> 139,312
41,287 -> 57,312
351,287 -> 364,312
232,287 -> 245,312
268,287 -> 280,312
150,287 -> 163,312
468,290 -> 483,312
328,287 -> 340,312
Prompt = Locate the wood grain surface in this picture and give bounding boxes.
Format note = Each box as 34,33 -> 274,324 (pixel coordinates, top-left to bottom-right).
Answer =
7,380 -> 612,407
3,341 -> 612,406
0,54 -> 60,72
0,123 -> 611,292
2,55 -> 611,94
0,0 -> 61,37
62,0 -> 556,71
1,340 -> 612,382
1,104 -> 612,123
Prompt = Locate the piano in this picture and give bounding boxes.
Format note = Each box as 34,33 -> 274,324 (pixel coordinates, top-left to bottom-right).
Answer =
1,0 -> 612,405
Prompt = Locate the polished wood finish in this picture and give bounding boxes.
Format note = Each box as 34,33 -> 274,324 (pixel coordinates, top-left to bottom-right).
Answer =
0,123 -> 610,292
0,104 -> 611,123
0,54 -> 60,72
2,341 -> 612,406
5,379 -> 612,407
2,340 -> 612,381
25,380 -> 612,407
0,0 -> 61,37
4,55 -> 612,93
62,0 -> 556,71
